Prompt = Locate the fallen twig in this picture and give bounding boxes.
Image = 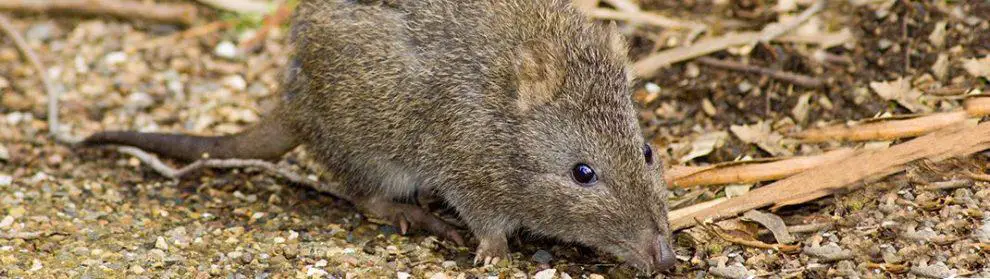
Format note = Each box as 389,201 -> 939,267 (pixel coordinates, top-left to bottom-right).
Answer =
195,0 -> 273,14
964,170 -> 990,182
239,1 -> 294,53
601,0 -> 640,13
633,0 -> 836,78
918,179 -> 974,191
127,20 -> 231,53
793,97 -> 990,143
665,148 -> 855,188
18,5 -> 341,202
106,145 -> 345,199
0,14 -> 61,139
697,219 -> 801,253
0,0 -> 197,25
758,0 -> 826,42
671,120 -> 990,230
696,56 -> 824,88
584,8 -> 706,30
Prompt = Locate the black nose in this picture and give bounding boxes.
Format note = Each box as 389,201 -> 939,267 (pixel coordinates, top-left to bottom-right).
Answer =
653,237 -> 676,271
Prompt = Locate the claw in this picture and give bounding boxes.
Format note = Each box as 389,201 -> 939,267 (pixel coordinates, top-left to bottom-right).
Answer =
399,218 -> 410,235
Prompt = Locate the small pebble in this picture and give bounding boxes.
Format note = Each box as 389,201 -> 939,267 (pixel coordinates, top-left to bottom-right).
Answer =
0,216 -> 13,229
533,269 -> 556,279
441,260 -> 457,269
129,265 -> 145,274
103,51 -> 127,66
397,272 -> 412,279
155,237 -> 169,250
215,41 -> 238,59
126,92 -> 154,110
531,250 -> 553,264
222,75 -> 247,91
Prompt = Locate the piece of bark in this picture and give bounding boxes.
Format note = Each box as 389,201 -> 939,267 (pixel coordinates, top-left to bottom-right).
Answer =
666,148 -> 855,187
0,0 -> 197,25
670,120 -> 990,230
794,97 -> 990,143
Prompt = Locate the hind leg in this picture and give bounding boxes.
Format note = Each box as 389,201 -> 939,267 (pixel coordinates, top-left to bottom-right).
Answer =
355,196 -> 465,246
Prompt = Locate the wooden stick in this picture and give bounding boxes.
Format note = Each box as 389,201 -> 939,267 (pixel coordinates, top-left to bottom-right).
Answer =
127,20 -> 231,53
601,0 -> 640,13
0,14 -> 60,139
0,0 -> 197,25
793,97 -> 990,143
666,148 -> 855,187
697,220 -> 801,253
670,120 -> 990,230
239,1 -> 294,53
696,56 -> 824,88
633,0 -> 833,78
585,8 -> 705,30
758,0 -> 826,42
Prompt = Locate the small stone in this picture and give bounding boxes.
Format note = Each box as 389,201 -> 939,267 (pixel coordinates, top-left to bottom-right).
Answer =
533,268 -> 556,279
305,266 -> 328,277
559,272 -> 572,279
314,259 -> 327,267
8,206 -> 25,218
103,51 -> 127,66
429,273 -> 450,279
155,236 -> 169,250
273,237 -> 285,244
531,250 -> 553,264
129,265 -> 145,274
0,216 -> 13,229
397,272 -> 412,279
0,175 -> 10,186
214,41 -> 238,59
441,260 -> 457,269
878,39 -> 893,51
222,75 -> 247,91
589,275 -> 605,279
29,259 -> 42,272
25,22 -> 56,42
126,92 -> 154,110
0,145 -> 8,161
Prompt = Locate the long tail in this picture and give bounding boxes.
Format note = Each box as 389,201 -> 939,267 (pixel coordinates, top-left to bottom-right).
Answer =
80,116 -> 299,162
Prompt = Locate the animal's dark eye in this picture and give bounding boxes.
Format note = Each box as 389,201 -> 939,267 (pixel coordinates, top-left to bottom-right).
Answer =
643,144 -> 654,165
571,164 -> 597,185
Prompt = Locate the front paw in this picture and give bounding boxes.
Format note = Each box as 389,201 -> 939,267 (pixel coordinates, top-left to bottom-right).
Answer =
473,235 -> 510,267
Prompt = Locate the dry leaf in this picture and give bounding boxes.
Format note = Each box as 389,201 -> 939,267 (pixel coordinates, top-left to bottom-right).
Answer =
724,183 -> 752,198
869,77 -> 930,113
791,93 -> 812,123
742,210 -> 796,244
931,53 -> 950,81
928,21 -> 947,49
962,56 -> 990,79
730,121 -> 790,156
679,131 -> 728,163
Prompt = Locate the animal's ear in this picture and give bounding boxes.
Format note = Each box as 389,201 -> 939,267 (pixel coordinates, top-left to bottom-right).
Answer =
605,22 -> 628,55
604,22 -> 636,83
514,40 -> 564,112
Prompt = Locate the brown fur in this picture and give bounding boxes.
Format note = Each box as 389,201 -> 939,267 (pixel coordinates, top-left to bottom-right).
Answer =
82,0 -> 675,273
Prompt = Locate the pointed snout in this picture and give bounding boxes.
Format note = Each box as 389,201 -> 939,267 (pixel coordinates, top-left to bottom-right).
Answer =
650,236 -> 677,271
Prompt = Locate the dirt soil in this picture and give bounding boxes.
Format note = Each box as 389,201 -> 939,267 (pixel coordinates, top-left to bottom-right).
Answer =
1,1 -> 989,278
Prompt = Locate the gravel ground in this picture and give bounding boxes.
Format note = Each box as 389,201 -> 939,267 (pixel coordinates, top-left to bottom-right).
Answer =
1,1 -> 989,278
